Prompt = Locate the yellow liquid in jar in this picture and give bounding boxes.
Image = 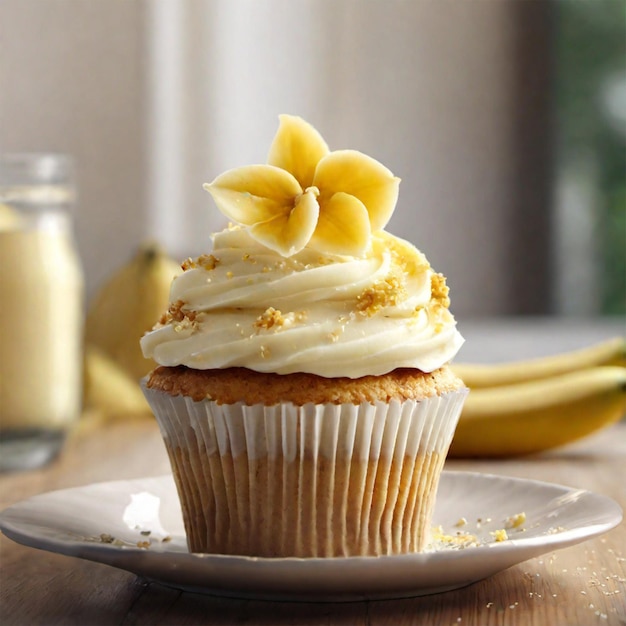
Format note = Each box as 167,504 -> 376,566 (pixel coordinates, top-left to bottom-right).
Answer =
0,227 -> 83,431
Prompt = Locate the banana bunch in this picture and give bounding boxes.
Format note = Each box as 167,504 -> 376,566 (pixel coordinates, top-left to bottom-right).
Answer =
449,338 -> 626,457
82,242 -> 180,424
0,202 -> 23,229
82,345 -> 153,426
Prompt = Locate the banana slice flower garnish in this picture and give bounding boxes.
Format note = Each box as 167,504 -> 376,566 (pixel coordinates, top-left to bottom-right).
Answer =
204,114 -> 401,257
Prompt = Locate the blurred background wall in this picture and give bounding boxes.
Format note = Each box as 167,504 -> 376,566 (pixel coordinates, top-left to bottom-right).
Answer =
1,0 -> 623,318
1,1 -> 148,302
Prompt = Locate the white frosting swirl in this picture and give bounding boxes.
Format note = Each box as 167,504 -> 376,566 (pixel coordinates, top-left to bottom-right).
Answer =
141,227 -> 464,378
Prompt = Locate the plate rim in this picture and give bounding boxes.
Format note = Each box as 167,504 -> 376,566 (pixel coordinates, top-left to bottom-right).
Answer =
1,470 -> 623,558
0,471 -> 622,600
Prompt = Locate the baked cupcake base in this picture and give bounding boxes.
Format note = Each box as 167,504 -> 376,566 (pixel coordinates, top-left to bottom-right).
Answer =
142,367 -> 467,558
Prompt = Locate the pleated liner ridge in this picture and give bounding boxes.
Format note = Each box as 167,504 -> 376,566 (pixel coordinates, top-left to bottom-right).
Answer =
142,385 -> 468,558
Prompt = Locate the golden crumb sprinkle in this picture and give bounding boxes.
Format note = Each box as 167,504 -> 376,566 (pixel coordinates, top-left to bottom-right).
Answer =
243,254 -> 257,264
431,273 -> 450,309
356,272 -> 406,317
383,234 -> 430,278
169,300 -> 190,322
491,529 -> 509,542
181,254 -> 220,271
505,512 -> 526,529
430,525 -> 479,549
159,299 -> 199,331
198,254 -> 219,270
253,307 -> 285,332
411,304 -> 425,318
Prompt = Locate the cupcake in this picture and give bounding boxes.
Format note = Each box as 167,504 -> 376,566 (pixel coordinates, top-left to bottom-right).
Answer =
140,114 -> 467,557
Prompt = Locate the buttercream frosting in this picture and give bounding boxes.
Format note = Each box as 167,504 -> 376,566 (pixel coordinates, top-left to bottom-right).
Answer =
140,115 -> 464,378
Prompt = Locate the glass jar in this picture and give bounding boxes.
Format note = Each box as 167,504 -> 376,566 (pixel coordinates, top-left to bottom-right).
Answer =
0,154 -> 84,471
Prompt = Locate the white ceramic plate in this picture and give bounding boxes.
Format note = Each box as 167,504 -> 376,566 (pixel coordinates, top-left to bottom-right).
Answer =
0,472 -> 621,601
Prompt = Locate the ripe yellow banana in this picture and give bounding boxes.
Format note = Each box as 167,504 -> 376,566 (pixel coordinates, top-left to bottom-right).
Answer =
449,366 -> 626,458
451,337 -> 625,388
77,345 -> 153,436
0,202 -> 23,229
85,241 -> 181,381
83,344 -> 152,420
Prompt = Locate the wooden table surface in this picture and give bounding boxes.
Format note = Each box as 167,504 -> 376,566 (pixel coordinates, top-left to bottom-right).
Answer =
1,319 -> 625,625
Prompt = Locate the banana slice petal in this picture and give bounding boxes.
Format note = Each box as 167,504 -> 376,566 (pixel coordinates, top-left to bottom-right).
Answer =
268,114 -> 329,190
204,165 -> 301,225
204,116 -> 401,257
310,192 -> 371,256
250,188 -> 320,257
313,150 -> 400,231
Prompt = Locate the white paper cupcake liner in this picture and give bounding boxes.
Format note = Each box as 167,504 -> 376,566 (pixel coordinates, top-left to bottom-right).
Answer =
142,382 -> 468,558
